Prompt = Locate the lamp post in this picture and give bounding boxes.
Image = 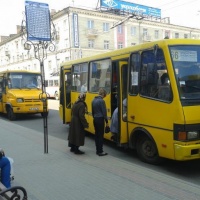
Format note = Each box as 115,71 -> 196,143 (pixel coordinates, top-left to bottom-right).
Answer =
21,1 -> 56,154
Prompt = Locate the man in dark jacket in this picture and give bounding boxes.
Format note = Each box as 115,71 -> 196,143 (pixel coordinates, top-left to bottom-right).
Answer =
68,93 -> 89,154
92,88 -> 109,156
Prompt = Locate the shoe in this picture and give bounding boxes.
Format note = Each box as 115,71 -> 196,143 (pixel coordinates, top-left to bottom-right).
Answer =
70,148 -> 75,152
74,150 -> 85,154
97,152 -> 108,156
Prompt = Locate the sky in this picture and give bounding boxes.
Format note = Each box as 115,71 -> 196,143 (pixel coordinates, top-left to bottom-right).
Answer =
0,0 -> 200,36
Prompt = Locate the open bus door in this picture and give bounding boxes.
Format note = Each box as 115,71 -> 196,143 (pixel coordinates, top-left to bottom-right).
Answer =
59,67 -> 72,124
113,61 -> 128,145
119,61 -> 128,145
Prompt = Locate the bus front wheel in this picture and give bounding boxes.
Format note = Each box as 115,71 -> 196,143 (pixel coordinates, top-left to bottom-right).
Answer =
7,107 -> 16,121
136,135 -> 160,165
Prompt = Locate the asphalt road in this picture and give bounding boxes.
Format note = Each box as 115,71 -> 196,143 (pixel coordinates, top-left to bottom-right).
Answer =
1,99 -> 200,187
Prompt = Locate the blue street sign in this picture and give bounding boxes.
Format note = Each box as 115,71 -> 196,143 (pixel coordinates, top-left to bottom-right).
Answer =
25,1 -> 51,41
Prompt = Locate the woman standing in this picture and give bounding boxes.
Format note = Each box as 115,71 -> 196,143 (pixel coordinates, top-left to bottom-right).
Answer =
68,93 -> 89,154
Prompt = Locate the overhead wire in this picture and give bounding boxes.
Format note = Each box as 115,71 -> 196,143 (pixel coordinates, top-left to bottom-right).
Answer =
158,0 -> 198,11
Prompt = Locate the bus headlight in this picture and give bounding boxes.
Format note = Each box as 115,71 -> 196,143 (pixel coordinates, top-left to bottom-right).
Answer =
187,131 -> 199,140
17,98 -> 24,103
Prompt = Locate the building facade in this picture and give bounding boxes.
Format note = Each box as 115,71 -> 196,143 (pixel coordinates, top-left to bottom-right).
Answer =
0,6 -> 200,79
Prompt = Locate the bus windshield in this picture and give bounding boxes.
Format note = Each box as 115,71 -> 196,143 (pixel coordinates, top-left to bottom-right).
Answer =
8,72 -> 42,89
170,45 -> 200,100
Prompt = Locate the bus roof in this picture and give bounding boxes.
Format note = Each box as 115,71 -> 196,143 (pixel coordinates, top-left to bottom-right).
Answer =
0,70 -> 41,74
61,39 -> 200,68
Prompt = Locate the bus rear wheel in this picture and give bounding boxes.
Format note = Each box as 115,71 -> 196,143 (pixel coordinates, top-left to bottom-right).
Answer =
7,107 -> 16,121
136,135 -> 161,165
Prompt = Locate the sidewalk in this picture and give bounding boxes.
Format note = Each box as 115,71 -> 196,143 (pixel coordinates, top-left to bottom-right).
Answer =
1,118 -> 200,200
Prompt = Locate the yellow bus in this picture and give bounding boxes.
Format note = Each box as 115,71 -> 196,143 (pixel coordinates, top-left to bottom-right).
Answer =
59,39 -> 200,164
0,70 -> 47,120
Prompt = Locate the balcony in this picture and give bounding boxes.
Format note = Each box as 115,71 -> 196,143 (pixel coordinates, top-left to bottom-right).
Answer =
85,29 -> 98,37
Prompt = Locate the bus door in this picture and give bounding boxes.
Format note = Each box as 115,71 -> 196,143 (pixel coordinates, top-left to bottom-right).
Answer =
59,67 -> 72,124
118,61 -> 128,145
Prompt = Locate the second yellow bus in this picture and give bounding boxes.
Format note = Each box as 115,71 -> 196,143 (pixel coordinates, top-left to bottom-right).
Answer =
59,39 -> 200,164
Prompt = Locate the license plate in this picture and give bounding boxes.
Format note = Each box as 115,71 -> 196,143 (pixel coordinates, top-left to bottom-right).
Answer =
29,107 -> 39,111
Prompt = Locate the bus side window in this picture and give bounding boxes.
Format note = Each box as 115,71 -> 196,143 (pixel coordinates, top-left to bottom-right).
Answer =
89,59 -> 111,93
129,53 -> 139,95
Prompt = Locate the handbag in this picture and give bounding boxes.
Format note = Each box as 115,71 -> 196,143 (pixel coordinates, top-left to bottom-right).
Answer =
105,125 -> 110,133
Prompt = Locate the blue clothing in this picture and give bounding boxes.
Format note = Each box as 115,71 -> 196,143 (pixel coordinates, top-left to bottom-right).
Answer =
110,107 -> 118,134
92,96 -> 108,123
0,156 -> 11,188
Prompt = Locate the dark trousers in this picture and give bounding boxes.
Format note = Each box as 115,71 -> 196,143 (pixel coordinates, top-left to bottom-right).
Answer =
93,117 -> 105,153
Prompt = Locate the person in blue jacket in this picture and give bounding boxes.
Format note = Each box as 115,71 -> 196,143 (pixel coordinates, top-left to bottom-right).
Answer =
92,88 -> 109,156
0,149 -> 11,188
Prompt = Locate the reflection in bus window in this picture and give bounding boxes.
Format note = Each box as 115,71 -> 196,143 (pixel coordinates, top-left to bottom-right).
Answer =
139,49 -> 172,102
89,59 -> 111,93
72,63 -> 88,92
8,73 -> 42,89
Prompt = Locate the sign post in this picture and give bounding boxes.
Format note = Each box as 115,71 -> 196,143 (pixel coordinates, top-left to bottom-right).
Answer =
22,1 -> 56,153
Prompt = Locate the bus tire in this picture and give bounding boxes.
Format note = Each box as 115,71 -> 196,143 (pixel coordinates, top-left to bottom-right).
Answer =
7,107 -> 16,121
136,135 -> 161,165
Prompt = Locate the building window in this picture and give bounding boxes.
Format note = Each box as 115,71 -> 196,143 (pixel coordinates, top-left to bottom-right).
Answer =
192,34 -> 196,39
15,41 -> 19,49
175,33 -> 179,38
48,60 -> 52,71
184,34 -> 188,38
65,57 -> 70,61
131,43 -> 136,46
165,31 -> 170,38
88,39 -> 94,48
131,26 -> 136,36
103,23 -> 109,32
155,30 -> 159,39
34,63 -> 37,71
117,25 -> 123,34
118,42 -> 123,49
143,28 -> 148,36
63,19 -> 67,30
104,40 -> 109,49
87,20 -> 94,29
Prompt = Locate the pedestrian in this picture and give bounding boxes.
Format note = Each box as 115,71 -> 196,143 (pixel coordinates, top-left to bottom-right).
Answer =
0,148 -> 11,188
68,93 -> 89,154
92,88 -> 109,156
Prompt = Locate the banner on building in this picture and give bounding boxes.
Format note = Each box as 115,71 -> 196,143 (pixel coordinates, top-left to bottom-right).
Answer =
73,13 -> 79,48
100,0 -> 161,18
